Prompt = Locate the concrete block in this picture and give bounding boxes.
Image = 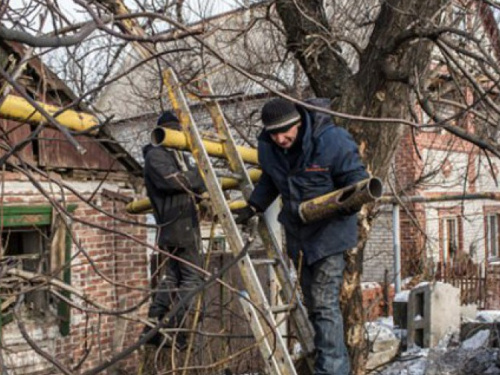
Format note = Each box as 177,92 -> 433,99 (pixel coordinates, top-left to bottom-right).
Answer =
407,282 -> 460,348
365,322 -> 400,370
460,303 -> 478,322
393,301 -> 408,329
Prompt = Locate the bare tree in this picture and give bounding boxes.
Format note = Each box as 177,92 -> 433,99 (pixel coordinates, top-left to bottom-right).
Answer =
1,0 -> 500,374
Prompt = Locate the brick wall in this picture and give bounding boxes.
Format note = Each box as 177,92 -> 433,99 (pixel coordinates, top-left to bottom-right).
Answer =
361,282 -> 395,322
1,176 -> 149,374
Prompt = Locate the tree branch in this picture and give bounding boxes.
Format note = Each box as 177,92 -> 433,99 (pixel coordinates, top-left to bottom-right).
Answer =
0,21 -> 99,47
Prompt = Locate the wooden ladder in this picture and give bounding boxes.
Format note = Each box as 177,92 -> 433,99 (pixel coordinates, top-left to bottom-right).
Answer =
162,69 -> 315,375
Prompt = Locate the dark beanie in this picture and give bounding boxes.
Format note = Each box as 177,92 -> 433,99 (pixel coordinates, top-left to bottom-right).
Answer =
157,111 -> 181,130
261,98 -> 301,133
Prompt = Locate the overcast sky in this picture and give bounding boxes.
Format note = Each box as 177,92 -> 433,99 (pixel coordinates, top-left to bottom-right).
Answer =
8,0 -> 242,25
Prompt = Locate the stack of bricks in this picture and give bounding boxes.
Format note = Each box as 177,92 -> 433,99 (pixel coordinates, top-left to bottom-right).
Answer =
361,282 -> 396,321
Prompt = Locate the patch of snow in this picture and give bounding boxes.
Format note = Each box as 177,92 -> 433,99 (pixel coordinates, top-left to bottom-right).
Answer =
477,310 -> 500,323
414,281 -> 431,289
362,282 -> 380,290
366,322 -> 396,342
394,290 -> 410,302
376,316 -> 394,329
461,330 -> 490,350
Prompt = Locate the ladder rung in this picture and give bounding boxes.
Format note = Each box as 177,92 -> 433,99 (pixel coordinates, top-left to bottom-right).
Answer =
271,303 -> 297,314
252,258 -> 277,266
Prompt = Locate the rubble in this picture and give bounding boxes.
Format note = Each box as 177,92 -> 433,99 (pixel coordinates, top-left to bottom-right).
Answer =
369,309 -> 500,375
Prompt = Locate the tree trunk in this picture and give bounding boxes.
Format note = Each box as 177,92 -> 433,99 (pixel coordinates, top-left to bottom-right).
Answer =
275,1 -> 447,373
340,232 -> 368,374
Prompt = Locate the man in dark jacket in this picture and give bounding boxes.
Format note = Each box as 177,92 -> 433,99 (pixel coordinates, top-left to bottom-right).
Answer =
142,111 -> 205,349
238,98 -> 368,374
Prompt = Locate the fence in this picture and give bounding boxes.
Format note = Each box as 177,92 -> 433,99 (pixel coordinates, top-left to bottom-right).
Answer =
436,260 -> 488,309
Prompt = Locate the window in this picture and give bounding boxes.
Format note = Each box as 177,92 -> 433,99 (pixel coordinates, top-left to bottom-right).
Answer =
2,226 -> 51,312
441,217 -> 459,263
0,205 -> 75,335
486,214 -> 499,258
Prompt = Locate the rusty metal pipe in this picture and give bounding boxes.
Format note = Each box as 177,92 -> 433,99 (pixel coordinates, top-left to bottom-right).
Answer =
150,126 -> 259,165
298,177 -> 383,223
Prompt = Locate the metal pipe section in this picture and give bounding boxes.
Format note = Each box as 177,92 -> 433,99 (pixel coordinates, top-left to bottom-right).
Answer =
126,169 -> 262,214
151,126 -> 259,165
298,177 -> 383,224
393,204 -> 402,293
0,95 -> 98,132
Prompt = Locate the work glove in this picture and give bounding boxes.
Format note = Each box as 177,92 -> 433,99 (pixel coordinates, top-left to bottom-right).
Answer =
197,193 -> 213,220
233,205 -> 257,225
183,170 -> 206,194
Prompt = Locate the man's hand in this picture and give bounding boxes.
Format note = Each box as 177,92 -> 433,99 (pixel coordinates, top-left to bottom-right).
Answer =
233,205 -> 257,225
183,170 -> 206,194
336,205 -> 359,216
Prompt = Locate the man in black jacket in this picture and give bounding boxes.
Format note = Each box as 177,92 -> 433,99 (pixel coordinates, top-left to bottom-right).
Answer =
142,111 -> 205,349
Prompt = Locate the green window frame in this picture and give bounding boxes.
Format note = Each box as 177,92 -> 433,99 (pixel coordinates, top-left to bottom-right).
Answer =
0,204 -> 76,337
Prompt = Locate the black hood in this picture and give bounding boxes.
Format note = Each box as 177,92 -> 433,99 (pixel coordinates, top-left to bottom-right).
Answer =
299,98 -> 333,137
142,143 -> 154,160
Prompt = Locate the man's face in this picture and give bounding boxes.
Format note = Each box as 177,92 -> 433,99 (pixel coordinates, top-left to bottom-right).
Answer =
269,123 -> 300,149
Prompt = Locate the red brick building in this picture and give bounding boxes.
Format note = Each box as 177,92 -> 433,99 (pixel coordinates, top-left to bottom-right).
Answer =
0,41 -> 149,374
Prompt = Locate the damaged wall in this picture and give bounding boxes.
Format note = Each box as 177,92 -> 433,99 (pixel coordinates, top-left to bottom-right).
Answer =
1,172 -> 148,374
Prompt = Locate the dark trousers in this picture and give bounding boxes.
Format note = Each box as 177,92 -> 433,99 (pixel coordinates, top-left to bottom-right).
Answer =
298,253 -> 349,375
148,245 -> 202,328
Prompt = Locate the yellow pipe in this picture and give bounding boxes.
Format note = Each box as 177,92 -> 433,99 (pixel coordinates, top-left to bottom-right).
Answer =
220,169 -> 262,190
126,198 -> 153,214
151,127 -> 259,165
0,95 -> 98,132
228,200 -> 248,210
126,169 -> 262,214
299,178 -> 383,223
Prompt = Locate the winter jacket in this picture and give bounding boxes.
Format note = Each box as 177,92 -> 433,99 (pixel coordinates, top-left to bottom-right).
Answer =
143,144 -> 205,249
249,99 -> 369,265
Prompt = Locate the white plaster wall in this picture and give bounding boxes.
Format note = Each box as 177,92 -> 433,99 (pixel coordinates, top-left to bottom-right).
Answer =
363,208 -> 394,283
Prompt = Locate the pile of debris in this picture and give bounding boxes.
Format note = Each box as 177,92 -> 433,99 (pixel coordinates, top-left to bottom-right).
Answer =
366,282 -> 500,374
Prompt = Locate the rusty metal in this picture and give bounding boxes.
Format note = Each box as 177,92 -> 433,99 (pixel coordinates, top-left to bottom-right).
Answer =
298,177 -> 383,223
379,191 -> 500,204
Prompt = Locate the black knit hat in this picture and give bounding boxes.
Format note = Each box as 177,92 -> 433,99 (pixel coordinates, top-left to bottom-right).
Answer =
261,98 -> 301,133
157,111 -> 181,130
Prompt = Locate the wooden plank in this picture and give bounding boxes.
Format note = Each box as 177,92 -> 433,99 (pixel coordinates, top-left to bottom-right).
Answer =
38,128 -> 125,171
0,119 -> 35,164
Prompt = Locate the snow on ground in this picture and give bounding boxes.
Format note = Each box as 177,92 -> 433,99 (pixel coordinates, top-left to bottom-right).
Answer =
368,310 -> 500,375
